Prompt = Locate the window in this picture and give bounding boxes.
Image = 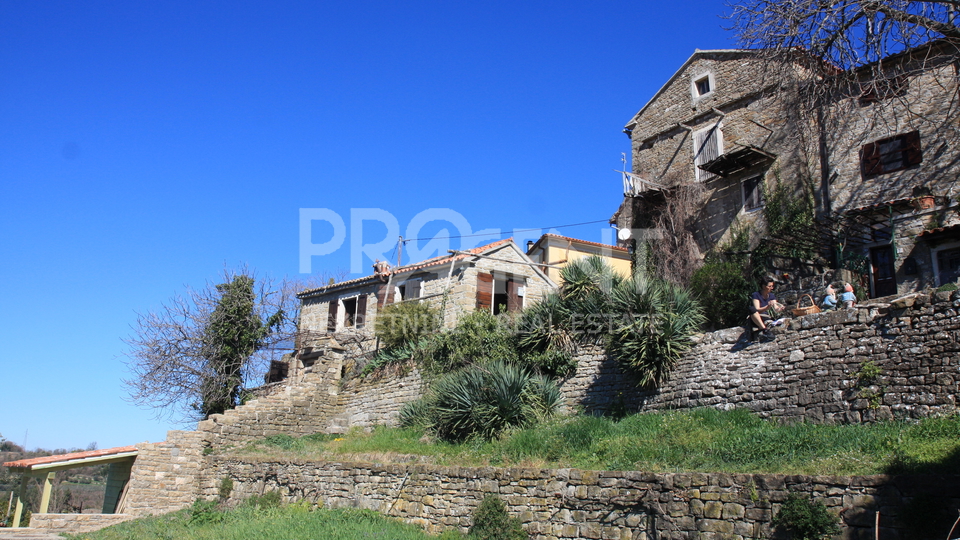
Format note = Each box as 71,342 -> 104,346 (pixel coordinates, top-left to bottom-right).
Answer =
476,272 -> 524,314
693,123 -> 723,182
742,176 -> 764,211
327,295 -> 367,332
935,246 -> 960,286
691,73 -> 714,99
397,279 -> 421,301
695,76 -> 711,95
860,131 -> 922,178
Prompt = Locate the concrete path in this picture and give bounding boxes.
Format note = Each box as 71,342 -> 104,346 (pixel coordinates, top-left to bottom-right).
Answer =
0,529 -> 65,539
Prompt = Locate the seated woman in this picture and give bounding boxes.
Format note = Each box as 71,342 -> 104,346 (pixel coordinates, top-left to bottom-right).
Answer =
748,277 -> 783,340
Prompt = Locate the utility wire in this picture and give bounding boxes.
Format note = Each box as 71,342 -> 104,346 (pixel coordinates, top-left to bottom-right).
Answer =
403,218 -> 611,242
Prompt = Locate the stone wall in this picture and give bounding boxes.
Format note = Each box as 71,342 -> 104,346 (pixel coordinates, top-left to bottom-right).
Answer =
28,513 -> 135,534
203,456 -> 960,540
123,430 -> 205,517
199,289 -> 960,455
627,290 -> 960,423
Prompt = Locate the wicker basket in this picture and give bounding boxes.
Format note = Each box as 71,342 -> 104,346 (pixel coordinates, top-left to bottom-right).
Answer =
792,294 -> 821,317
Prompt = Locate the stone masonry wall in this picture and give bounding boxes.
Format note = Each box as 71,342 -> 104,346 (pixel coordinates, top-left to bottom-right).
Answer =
198,289 -> 960,455
29,513 -> 135,534
627,289 -> 960,423
203,456 -> 960,540
123,430 -> 205,517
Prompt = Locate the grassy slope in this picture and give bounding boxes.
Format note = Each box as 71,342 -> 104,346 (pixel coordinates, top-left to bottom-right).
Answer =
67,505 -> 450,540
235,409 -> 960,476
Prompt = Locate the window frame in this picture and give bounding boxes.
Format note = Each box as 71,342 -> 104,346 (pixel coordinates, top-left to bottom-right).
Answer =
860,130 -> 922,178
691,72 -> 715,100
932,242 -> 960,287
741,175 -> 765,212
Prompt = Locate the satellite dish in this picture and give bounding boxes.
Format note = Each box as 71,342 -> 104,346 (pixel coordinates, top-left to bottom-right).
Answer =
617,228 -> 632,241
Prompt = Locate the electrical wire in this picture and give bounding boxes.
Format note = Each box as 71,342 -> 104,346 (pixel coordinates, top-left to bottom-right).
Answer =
404,218 -> 611,242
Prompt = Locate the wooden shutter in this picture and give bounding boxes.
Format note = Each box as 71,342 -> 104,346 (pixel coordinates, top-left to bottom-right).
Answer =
327,301 -> 338,332
694,124 -> 722,180
506,279 -> 522,312
903,130 -> 922,166
377,283 -> 395,308
860,141 -> 881,177
355,294 -> 368,329
476,272 -> 493,311
407,280 -> 421,299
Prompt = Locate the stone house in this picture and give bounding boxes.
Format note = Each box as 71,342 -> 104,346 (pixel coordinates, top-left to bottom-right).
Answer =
524,233 -> 632,283
296,238 -> 556,347
612,43 -> 960,297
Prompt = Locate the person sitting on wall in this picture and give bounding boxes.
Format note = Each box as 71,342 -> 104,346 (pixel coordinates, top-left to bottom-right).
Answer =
748,277 -> 783,341
821,284 -> 837,310
840,283 -> 857,308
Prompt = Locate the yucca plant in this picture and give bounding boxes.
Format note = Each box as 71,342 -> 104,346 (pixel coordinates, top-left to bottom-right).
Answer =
401,360 -> 563,442
518,255 -> 703,388
606,275 -> 704,387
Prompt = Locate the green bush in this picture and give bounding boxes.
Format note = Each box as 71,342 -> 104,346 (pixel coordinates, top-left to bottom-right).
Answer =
260,434 -> 304,451
375,301 -> 440,350
243,490 -> 283,509
218,477 -> 234,501
937,282 -> 958,292
401,360 -> 563,442
190,498 -> 224,525
469,495 -> 527,540
420,311 -> 519,376
690,260 -> 752,329
773,493 -> 841,540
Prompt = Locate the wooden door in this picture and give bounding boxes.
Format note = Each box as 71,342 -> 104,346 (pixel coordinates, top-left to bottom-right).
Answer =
870,245 -> 897,297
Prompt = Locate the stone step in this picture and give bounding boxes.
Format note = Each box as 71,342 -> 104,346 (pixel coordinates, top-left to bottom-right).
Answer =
0,529 -> 65,539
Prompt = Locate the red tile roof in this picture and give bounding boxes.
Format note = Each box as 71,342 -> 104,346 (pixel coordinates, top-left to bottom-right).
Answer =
532,233 -> 628,253
843,198 -> 914,215
917,223 -> 960,238
3,445 -> 138,469
298,238 -> 515,298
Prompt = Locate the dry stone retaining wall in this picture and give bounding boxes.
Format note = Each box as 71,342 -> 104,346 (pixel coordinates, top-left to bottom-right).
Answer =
195,289 -> 960,455
204,456 -> 960,540
27,513 -> 134,534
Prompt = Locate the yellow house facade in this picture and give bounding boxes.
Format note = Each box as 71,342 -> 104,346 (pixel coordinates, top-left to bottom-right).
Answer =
525,234 -> 632,283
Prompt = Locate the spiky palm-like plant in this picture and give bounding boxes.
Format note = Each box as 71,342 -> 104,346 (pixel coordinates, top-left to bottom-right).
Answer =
401,360 -> 563,442
606,275 -> 704,387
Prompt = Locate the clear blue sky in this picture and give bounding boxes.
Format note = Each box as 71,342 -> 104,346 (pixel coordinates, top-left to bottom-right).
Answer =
0,1 -> 734,451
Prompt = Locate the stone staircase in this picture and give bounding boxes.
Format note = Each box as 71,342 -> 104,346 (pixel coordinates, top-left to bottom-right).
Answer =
0,529 -> 64,540
198,358 -> 348,448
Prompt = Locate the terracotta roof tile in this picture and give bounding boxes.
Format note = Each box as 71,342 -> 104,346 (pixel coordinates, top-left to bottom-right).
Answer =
3,445 -> 138,469
917,223 -> 960,238
298,238 -> 515,298
844,198 -> 914,215
534,234 -> 628,253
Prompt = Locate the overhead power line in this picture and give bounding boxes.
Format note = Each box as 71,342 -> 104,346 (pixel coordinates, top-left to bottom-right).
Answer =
403,219 -> 611,242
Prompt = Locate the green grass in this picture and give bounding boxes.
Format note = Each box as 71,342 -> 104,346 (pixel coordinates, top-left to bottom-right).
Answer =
66,503 -> 452,540
234,409 -> 960,476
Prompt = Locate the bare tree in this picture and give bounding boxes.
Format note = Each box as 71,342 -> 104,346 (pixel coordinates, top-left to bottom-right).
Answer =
728,1 -> 960,68
123,267 -> 305,422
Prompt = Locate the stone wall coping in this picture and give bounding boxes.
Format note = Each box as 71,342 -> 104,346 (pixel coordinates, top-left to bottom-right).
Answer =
211,455 -> 958,490
691,289 -> 958,345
